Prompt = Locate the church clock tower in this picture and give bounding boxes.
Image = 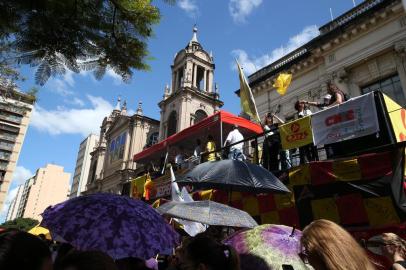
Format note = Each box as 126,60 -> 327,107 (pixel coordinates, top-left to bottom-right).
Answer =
158,26 -> 223,140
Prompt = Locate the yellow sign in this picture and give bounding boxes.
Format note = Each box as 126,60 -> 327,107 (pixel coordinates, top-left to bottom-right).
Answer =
383,94 -> 406,143
130,175 -> 147,199
280,116 -> 313,150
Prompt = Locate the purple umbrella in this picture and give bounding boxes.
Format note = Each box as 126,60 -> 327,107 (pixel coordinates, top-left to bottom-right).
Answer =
224,224 -> 309,270
41,193 -> 179,260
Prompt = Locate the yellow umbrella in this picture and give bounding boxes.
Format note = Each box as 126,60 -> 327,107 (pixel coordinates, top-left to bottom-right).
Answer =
28,225 -> 52,240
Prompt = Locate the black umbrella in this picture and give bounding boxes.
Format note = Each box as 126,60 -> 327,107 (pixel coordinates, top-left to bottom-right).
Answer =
176,159 -> 290,193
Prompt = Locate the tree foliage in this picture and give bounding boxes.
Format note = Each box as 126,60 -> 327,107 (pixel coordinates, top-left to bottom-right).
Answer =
0,217 -> 39,231
0,0 -> 171,85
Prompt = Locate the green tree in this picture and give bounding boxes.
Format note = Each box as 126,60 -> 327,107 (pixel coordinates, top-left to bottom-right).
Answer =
1,217 -> 39,231
0,0 -> 173,85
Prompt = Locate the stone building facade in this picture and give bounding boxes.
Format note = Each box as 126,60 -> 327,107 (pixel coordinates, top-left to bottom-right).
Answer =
84,27 -> 223,194
246,0 -> 406,122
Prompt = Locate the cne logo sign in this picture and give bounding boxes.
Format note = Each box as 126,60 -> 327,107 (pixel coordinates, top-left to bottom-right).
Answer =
325,110 -> 355,126
286,122 -> 308,142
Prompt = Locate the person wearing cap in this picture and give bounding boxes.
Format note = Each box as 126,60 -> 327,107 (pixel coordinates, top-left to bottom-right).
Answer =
300,82 -> 346,110
224,124 -> 245,161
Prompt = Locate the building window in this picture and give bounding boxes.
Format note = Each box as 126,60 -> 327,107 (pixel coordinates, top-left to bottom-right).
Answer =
146,132 -> 159,148
194,110 -> 208,124
167,111 -> 177,137
109,132 -> 127,163
361,74 -> 406,106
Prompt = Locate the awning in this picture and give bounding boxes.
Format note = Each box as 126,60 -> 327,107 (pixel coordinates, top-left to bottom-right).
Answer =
133,110 -> 263,163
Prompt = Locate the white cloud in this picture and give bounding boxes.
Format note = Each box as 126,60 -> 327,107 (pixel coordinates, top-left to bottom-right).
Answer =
31,95 -> 113,136
47,70 -> 75,96
106,69 -> 123,85
232,25 -> 319,74
65,97 -> 85,107
12,166 -> 33,186
229,0 -> 262,23
178,0 -> 199,17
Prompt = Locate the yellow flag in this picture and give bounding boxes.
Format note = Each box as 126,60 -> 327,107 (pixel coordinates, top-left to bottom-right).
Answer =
273,73 -> 292,95
236,60 -> 260,123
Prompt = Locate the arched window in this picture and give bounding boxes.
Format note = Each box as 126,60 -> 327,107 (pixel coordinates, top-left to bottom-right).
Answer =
194,110 -> 208,124
146,132 -> 159,147
167,111 -> 177,137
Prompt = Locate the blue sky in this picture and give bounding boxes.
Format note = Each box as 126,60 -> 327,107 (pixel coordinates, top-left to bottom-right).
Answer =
1,0 -> 361,220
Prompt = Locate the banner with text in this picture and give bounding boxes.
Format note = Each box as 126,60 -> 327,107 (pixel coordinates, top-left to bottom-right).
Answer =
311,93 -> 379,146
280,116 -> 313,150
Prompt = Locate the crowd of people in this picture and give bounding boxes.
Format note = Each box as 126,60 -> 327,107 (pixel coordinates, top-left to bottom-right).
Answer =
1,219 -> 405,270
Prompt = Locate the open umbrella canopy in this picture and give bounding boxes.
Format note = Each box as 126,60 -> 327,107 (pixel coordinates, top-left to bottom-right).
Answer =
224,224 -> 309,270
157,200 -> 258,228
176,160 -> 290,193
41,193 -> 179,260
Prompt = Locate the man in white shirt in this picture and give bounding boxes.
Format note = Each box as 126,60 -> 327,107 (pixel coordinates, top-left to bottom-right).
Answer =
224,125 -> 245,161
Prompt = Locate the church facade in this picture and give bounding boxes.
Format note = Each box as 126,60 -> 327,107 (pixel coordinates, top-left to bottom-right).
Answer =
85,27 -> 223,194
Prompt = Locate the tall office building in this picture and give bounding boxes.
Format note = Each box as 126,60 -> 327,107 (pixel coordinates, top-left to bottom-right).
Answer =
16,164 -> 70,221
69,134 -> 99,198
0,86 -> 35,211
5,184 -> 24,221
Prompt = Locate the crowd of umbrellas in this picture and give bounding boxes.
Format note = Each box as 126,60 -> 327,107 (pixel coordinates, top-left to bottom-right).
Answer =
37,160 -> 308,269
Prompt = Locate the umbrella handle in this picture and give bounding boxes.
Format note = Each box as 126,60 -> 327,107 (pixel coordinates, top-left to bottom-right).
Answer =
289,226 -> 296,237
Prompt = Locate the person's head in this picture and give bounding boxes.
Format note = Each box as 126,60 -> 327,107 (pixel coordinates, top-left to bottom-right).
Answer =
55,250 -> 118,270
380,233 -> 406,262
264,113 -> 273,125
250,140 -> 257,147
300,219 -> 374,270
327,82 -> 340,95
180,236 -> 240,270
294,101 -> 304,112
233,124 -> 238,130
207,135 -> 214,141
196,139 -> 201,146
0,229 -> 52,270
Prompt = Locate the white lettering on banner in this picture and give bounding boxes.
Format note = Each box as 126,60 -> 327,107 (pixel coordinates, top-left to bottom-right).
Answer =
311,93 -> 379,146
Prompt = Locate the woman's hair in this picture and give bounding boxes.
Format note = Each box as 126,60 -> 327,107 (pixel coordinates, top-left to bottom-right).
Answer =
294,101 -> 302,111
382,233 -> 406,259
55,250 -> 118,270
185,236 -> 240,270
301,219 -> 375,270
263,113 -> 273,125
0,229 -> 51,270
207,135 -> 214,141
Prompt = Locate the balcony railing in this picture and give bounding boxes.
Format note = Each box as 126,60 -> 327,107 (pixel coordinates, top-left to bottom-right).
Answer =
0,124 -> 19,133
0,133 -> 17,142
0,142 -> 14,151
0,162 -> 8,171
0,152 -> 11,160
0,103 -> 26,115
0,113 -> 22,124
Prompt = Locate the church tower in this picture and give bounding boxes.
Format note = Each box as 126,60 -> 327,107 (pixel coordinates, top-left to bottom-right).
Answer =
158,26 -> 223,140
